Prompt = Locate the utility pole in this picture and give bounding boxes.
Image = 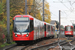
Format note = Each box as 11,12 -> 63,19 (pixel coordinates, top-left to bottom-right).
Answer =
43,0 -> 44,21
6,0 -> 10,44
58,10 -> 61,46
25,0 -> 27,15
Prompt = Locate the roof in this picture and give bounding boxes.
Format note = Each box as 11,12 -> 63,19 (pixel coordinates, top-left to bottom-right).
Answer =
50,20 -> 56,24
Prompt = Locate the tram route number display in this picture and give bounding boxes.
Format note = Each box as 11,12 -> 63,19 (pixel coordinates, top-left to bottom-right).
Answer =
15,17 -> 29,21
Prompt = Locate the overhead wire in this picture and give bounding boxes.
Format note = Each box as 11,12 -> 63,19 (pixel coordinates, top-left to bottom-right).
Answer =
58,0 -> 70,10
51,12 -> 58,17
53,0 -> 75,25
59,0 -> 75,12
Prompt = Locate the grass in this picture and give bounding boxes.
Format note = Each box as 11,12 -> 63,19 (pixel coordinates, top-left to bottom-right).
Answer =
11,42 -> 15,44
0,42 -> 16,48
1,44 -> 5,47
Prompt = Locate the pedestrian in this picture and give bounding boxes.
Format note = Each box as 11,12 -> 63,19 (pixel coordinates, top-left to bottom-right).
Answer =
57,30 -> 59,38
55,30 -> 57,38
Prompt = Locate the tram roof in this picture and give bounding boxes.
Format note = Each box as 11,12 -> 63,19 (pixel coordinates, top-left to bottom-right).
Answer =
13,15 -> 33,20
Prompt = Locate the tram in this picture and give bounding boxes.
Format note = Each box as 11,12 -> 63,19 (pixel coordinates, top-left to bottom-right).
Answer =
65,25 -> 73,37
12,15 -> 55,44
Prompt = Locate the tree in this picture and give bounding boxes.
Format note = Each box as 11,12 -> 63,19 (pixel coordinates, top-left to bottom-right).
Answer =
44,2 -> 51,23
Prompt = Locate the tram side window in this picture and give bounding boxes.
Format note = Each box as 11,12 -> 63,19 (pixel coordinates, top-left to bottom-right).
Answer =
51,26 -> 53,31
46,25 -> 48,31
30,20 -> 34,32
44,24 -> 46,31
48,25 -> 50,31
53,26 -> 55,31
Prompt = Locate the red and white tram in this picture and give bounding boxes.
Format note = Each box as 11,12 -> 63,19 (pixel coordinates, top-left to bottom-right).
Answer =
65,25 -> 73,37
12,15 -> 55,44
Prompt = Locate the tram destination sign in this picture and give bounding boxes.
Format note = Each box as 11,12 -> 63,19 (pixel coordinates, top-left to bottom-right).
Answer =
15,17 -> 29,21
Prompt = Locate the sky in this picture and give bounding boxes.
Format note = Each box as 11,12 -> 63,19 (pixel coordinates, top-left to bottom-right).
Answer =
46,0 -> 75,26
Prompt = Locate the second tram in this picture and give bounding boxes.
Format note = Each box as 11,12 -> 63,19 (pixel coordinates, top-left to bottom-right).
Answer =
65,25 -> 73,37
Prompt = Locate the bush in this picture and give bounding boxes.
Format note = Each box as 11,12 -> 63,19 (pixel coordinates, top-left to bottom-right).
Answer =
0,26 -> 7,44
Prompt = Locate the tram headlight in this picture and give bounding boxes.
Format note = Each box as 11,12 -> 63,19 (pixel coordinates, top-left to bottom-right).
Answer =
69,33 -> 71,34
26,34 -> 29,37
26,33 -> 29,37
15,34 -> 17,37
66,33 -> 71,34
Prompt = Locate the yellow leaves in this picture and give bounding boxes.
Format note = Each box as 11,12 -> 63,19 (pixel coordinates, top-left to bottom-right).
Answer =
15,10 -> 18,12
3,24 -> 6,28
35,13 -> 42,21
0,24 -> 6,28
34,0 -> 51,23
43,1 -> 51,23
27,0 -> 33,5
10,8 -> 24,15
45,2 -> 49,9
0,25 -> 2,27
2,0 -> 6,3
20,9 -> 23,11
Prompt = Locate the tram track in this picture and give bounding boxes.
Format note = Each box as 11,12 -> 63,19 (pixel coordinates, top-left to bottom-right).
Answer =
31,37 -> 75,50
5,44 -> 30,50
22,38 -> 66,50
2,44 -> 17,50
47,37 -> 75,50
30,40 -> 66,50
2,37 -> 66,50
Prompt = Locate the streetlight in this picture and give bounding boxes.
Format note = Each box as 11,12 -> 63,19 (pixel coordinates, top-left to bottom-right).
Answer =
58,10 -> 61,46
25,0 -> 27,15
6,0 -> 10,44
43,0 -> 44,21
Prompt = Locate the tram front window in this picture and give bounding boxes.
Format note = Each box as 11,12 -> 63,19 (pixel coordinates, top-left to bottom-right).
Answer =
65,26 -> 72,31
14,22 -> 29,32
